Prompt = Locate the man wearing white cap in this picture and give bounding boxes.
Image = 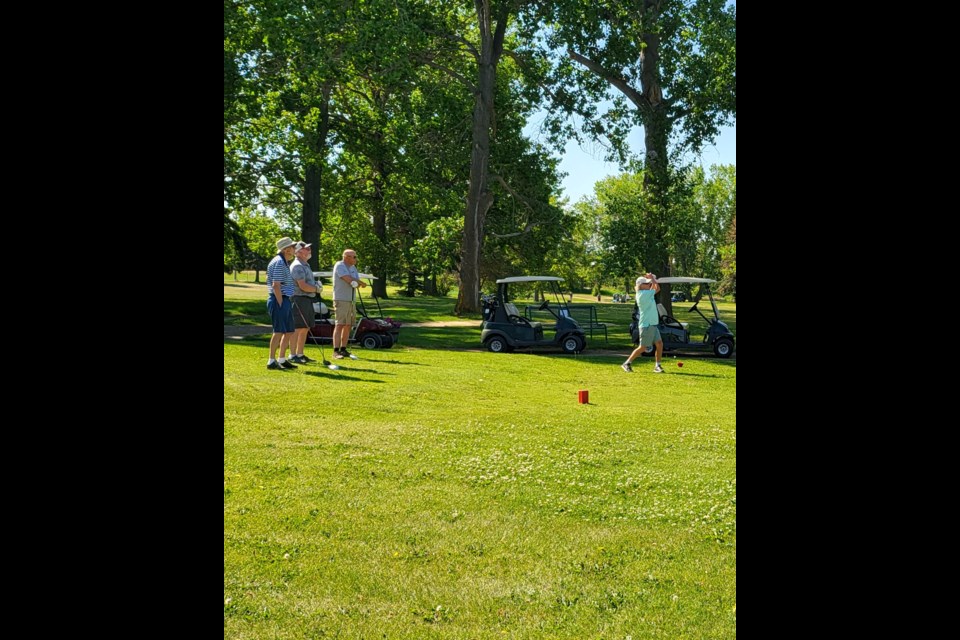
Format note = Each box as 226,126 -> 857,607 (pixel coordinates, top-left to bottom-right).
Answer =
266,237 -> 298,370
621,273 -> 664,373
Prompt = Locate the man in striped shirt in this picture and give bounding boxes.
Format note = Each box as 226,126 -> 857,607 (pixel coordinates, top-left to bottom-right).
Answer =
266,237 -> 298,370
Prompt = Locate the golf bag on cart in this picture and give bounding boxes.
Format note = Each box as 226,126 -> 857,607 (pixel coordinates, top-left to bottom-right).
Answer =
481,293 -> 499,321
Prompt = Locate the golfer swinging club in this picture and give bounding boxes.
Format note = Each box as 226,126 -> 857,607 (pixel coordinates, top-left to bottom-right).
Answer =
622,273 -> 664,373
331,249 -> 366,360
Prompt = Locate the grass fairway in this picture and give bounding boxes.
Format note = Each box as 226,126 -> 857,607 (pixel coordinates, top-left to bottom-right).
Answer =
225,304 -> 736,638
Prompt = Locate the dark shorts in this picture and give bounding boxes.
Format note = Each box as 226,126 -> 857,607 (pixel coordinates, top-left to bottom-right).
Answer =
292,296 -> 317,328
267,295 -> 295,333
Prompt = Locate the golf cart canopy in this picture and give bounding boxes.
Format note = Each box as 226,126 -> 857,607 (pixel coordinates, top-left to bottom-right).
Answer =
656,277 -> 716,284
495,276 -> 564,284
313,271 -> 378,279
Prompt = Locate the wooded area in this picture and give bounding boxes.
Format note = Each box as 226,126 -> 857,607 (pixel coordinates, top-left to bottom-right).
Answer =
225,0 -> 736,312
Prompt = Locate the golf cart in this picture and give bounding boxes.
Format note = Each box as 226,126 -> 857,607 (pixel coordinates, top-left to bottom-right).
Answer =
630,277 -> 735,358
309,271 -> 401,349
480,276 -> 586,353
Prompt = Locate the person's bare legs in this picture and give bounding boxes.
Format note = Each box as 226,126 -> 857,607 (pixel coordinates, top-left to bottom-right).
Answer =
624,345 -> 647,365
294,328 -> 308,356
279,332 -> 294,360
654,339 -> 663,367
336,324 -> 351,350
270,333 -> 282,361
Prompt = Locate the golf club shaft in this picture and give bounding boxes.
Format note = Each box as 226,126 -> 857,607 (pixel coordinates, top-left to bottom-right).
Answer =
293,296 -> 331,365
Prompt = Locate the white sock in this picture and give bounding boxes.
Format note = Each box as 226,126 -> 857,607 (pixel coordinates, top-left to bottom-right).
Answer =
268,359 -> 276,365
279,357 -> 287,363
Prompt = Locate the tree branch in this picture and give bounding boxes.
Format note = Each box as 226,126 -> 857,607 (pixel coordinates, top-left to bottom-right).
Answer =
421,58 -> 477,93
487,175 -> 546,238
567,49 -> 652,116
424,28 -> 479,60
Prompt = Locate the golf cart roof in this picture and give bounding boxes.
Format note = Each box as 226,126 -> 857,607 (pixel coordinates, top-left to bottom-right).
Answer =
313,271 -> 378,279
656,277 -> 716,284
495,276 -> 564,284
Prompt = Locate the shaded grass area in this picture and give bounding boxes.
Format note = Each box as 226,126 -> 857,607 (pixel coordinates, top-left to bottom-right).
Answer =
225,336 -> 736,638
224,279 -> 469,326
225,277 -> 736,357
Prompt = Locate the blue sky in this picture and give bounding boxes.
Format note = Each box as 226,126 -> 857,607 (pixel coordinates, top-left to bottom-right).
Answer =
550,122 -> 737,203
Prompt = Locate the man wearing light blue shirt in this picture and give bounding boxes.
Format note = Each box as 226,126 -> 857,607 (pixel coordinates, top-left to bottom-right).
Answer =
621,273 -> 664,373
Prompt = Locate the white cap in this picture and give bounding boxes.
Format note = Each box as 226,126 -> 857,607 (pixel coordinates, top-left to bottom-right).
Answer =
636,277 -> 652,285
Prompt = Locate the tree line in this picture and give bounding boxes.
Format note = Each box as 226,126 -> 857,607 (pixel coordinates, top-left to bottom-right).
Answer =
224,0 -> 736,313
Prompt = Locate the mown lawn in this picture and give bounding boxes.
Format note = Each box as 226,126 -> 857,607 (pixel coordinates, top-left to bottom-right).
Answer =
223,273 -> 736,352
225,299 -> 736,638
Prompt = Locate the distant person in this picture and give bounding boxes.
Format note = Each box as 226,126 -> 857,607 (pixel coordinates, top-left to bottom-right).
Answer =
266,237 -> 298,370
289,241 -> 323,364
621,273 -> 664,373
332,249 -> 367,360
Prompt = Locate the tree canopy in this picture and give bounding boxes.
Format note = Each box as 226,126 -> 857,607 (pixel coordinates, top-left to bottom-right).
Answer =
224,0 -> 736,309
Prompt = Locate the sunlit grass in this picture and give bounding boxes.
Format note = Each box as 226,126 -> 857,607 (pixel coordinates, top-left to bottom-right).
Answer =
225,327 -> 736,638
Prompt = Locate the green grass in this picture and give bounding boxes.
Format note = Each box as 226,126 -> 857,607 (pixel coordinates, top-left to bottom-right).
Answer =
224,277 -> 468,326
225,316 -> 736,637
224,273 -> 736,351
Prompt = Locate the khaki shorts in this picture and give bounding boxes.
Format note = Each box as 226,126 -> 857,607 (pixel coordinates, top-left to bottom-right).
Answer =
639,325 -> 661,347
334,300 -> 356,326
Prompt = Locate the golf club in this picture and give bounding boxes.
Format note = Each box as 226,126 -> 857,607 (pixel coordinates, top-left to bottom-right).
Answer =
293,296 -> 340,370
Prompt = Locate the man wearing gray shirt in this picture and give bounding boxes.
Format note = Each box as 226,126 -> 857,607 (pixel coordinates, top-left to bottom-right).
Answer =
289,241 -> 323,363
332,249 -> 367,359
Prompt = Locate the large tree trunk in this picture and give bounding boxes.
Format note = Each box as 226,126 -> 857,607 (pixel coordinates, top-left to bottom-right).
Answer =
302,82 -> 332,271
639,0 -> 672,316
455,0 -> 509,316
456,65 -> 495,314
405,270 -> 418,297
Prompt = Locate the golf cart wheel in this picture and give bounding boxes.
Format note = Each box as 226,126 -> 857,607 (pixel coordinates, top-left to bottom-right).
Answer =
713,337 -> 734,358
380,333 -> 394,348
487,336 -> 508,353
639,345 -> 655,357
561,335 -> 584,354
360,333 -> 383,349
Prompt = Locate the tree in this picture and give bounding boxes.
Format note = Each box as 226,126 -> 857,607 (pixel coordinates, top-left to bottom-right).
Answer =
538,0 -> 736,311
719,213 -> 735,300
230,208 -> 289,282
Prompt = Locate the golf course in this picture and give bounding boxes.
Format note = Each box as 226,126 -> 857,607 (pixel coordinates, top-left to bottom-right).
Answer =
225,279 -> 736,638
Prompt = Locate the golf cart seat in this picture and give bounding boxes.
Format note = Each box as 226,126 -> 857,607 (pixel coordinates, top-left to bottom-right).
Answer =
504,302 -> 542,329
657,303 -> 688,330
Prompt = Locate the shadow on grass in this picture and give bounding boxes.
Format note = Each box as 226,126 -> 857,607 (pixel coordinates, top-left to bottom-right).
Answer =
359,359 -> 426,366
325,365 -> 390,374
301,370 -> 386,382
